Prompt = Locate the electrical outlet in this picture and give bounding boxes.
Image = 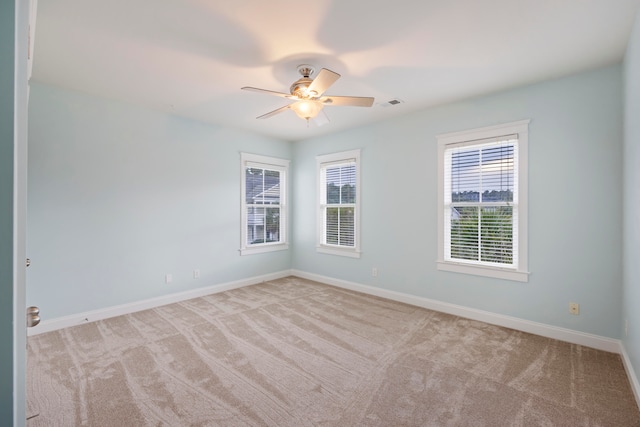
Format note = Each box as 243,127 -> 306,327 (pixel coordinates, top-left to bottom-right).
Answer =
165,274 -> 173,284
569,302 -> 580,315
625,319 -> 629,337
372,267 -> 378,277
193,269 -> 200,279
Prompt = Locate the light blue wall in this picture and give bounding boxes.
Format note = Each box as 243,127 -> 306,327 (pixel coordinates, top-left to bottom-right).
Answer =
293,65 -> 624,338
27,83 -> 292,319
28,65 -> 626,340
623,9 -> 640,387
0,0 -> 16,422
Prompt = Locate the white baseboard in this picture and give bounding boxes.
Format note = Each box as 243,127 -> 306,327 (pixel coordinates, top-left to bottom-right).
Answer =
28,270 -> 293,336
292,270 -> 622,354
620,344 -> 640,409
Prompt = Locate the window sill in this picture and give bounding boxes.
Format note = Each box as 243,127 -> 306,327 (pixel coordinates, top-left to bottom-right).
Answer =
240,243 -> 289,256
437,260 -> 529,282
317,245 -> 361,259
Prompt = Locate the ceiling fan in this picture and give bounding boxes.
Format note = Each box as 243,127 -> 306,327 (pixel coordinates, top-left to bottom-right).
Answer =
241,65 -> 374,125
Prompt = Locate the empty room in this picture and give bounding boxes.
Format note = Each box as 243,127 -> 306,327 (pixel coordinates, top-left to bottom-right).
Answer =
3,0 -> 640,425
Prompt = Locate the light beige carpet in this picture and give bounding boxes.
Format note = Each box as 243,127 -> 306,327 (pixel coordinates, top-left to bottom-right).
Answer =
27,276 -> 640,426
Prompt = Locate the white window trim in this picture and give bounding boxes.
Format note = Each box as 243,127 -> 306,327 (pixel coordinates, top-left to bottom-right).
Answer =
316,149 -> 361,258
240,152 -> 289,256
437,120 -> 530,282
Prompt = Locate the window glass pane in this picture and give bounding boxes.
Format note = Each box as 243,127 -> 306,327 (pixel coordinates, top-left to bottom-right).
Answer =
450,143 -> 514,203
325,207 -> 355,247
264,207 -> 280,243
338,207 -> 355,246
481,144 -> 514,202
326,207 -> 339,244
451,150 -> 479,202
245,168 -> 263,204
263,170 -> 281,204
326,182 -> 341,204
246,207 -> 281,245
450,206 -> 479,261
480,206 -> 513,264
245,168 -> 280,205
246,206 -> 265,244
325,164 -> 356,204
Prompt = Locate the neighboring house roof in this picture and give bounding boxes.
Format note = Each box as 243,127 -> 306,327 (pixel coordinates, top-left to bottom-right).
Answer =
246,172 -> 280,203
254,184 -> 280,203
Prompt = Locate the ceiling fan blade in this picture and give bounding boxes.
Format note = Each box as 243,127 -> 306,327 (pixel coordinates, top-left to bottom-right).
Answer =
241,87 -> 295,99
319,95 -> 375,107
307,68 -> 340,97
256,104 -> 291,119
312,110 -> 330,127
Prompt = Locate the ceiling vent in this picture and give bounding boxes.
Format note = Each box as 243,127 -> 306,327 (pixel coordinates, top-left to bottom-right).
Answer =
379,98 -> 404,108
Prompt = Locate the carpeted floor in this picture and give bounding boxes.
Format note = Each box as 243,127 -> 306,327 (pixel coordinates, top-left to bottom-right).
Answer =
27,276 -> 640,426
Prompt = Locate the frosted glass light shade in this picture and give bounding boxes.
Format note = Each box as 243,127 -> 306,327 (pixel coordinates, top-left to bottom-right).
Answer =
291,100 -> 323,120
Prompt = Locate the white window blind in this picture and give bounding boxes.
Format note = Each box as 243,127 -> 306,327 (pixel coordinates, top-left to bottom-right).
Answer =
321,161 -> 356,247
444,137 -> 518,268
316,149 -> 361,258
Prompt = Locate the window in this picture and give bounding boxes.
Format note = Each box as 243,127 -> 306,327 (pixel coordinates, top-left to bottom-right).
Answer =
437,120 -> 529,281
240,153 -> 289,255
317,149 -> 361,258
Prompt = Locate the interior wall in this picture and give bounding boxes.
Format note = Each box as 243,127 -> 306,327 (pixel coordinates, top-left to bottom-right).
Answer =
28,64 -> 626,342
292,64 -> 624,339
26,83 -> 293,319
623,8 -> 640,387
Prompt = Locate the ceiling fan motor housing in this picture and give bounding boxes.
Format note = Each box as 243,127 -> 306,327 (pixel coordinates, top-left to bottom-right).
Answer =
290,64 -> 316,98
290,77 -> 314,98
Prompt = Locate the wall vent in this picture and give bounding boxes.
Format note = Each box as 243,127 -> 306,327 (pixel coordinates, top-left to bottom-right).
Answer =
379,98 -> 404,108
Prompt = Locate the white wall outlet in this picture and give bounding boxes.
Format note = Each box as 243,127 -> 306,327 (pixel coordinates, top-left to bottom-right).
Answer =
569,302 -> 580,315
625,319 -> 629,337
193,269 -> 200,279
372,267 -> 378,277
165,274 -> 173,284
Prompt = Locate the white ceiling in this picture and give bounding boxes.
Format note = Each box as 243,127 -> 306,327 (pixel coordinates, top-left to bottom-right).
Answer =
32,0 -> 640,142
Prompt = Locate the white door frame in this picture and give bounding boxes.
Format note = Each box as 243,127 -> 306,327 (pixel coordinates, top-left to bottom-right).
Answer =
13,0 -> 29,425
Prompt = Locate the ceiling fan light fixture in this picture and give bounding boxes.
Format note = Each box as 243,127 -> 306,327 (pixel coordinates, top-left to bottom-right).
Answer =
291,100 -> 323,120
241,65 -> 374,124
